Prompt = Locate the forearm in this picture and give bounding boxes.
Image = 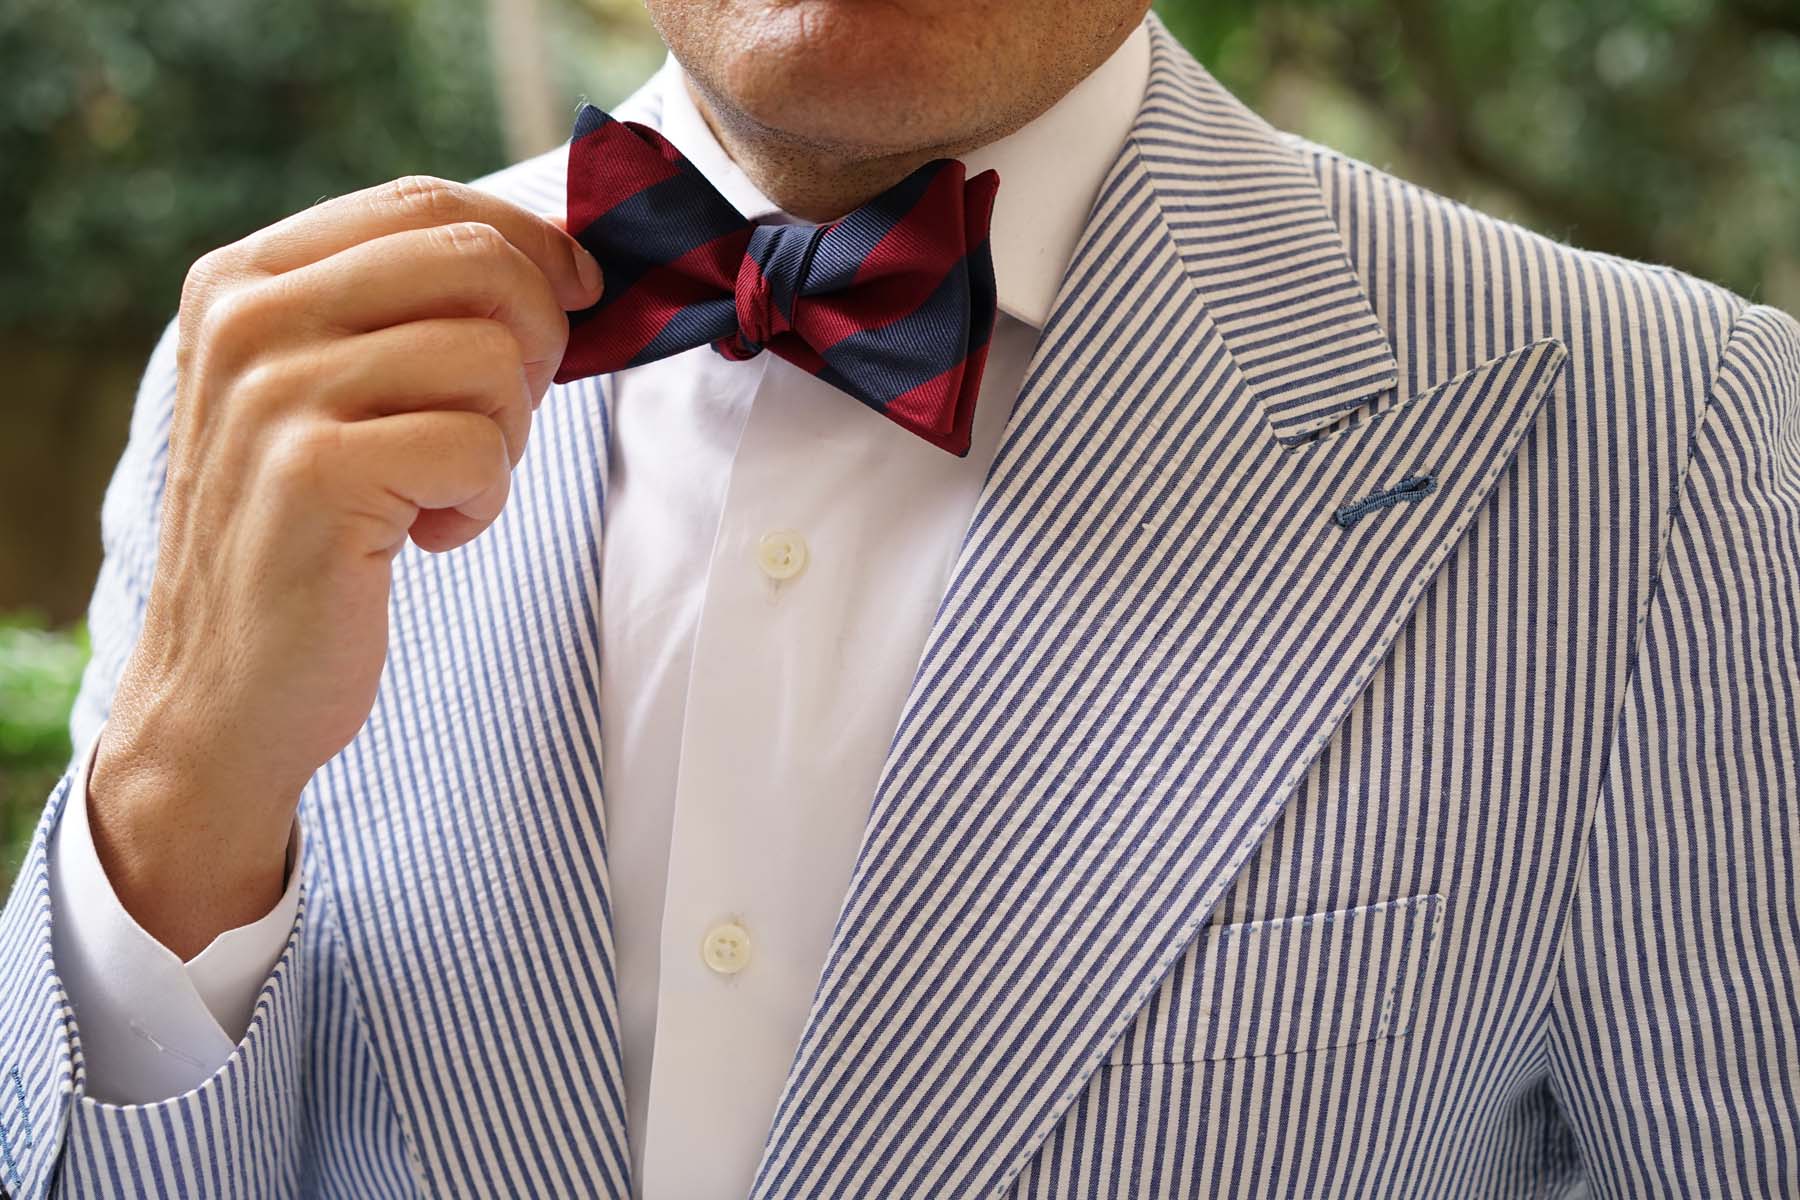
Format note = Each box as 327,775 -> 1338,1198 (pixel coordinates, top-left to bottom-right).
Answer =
50,720 -> 301,1104
85,693 -> 298,959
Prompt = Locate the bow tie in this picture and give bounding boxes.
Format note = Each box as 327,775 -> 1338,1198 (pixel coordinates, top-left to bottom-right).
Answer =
554,104 -> 1001,456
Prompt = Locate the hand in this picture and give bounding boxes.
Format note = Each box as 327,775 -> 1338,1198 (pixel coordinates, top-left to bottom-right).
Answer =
86,176 -> 603,958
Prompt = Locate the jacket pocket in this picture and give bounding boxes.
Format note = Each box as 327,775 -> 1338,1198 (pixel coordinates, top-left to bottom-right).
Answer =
1106,893 -> 1444,1066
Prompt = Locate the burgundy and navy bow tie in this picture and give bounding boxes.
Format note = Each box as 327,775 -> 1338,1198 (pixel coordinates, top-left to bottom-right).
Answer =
554,104 -> 1000,456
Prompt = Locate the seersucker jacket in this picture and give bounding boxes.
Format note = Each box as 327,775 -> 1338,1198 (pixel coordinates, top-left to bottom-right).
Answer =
3,15 -> 1797,1199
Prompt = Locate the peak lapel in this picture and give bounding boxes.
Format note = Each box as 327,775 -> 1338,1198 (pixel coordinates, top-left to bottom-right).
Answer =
752,19 -> 1568,1199
1132,27 -> 1399,443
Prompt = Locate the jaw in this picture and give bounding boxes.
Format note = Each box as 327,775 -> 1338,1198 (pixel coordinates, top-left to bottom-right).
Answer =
659,0 -> 1016,160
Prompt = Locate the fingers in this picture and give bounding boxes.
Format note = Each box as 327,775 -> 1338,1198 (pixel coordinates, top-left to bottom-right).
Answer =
323,409 -> 514,555
250,319 -> 537,556
280,222 -> 571,400
313,319 -> 537,465
171,176 -> 595,570
240,176 -> 602,312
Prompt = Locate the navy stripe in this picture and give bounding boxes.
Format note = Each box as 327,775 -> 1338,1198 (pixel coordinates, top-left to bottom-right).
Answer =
802,164 -> 940,295
624,296 -> 738,365
745,222 -> 823,323
817,257 -> 975,408
573,167 -> 747,318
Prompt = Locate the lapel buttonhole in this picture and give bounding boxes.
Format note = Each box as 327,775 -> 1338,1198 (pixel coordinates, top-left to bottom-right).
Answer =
1332,472 -> 1439,529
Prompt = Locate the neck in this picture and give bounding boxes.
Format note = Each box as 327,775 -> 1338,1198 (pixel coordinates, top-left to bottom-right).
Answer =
681,76 -> 1010,223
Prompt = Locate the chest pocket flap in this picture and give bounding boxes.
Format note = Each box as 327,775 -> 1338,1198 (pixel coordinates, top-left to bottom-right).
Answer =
1107,893 -> 1445,1067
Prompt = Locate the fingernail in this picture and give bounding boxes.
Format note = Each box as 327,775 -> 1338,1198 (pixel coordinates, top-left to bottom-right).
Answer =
572,243 -> 603,297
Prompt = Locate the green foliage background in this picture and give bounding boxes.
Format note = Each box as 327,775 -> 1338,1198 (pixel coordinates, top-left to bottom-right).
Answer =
1,0 -> 1796,888
1159,0 -> 1800,308
0,616 -> 88,883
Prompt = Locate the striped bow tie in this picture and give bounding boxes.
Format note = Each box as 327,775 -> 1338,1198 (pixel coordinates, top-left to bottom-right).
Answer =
554,104 -> 1001,456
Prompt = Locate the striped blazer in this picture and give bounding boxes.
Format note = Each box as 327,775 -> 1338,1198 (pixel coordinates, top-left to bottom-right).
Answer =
4,15 -> 1797,1198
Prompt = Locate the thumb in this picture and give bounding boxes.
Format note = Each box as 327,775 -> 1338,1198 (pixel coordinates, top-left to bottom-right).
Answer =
535,211 -> 600,304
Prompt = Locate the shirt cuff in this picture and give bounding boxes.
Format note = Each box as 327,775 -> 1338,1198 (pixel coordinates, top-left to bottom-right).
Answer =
48,719 -> 303,1104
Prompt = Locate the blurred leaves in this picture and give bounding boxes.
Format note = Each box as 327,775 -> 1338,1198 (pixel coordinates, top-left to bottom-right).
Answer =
1154,0 -> 1800,310
0,613 -> 86,761
0,0 -> 508,338
0,613 -> 87,888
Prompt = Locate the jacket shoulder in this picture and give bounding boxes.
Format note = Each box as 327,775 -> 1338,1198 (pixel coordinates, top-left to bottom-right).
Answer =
457,141 -> 567,214
463,69 -> 668,210
1287,132 -> 1753,410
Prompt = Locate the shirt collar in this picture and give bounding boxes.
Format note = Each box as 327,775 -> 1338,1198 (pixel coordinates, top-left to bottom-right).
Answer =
648,19 -> 1151,330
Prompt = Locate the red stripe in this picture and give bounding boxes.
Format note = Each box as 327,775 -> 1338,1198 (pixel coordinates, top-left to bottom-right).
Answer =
853,166 -> 967,287
566,119 -> 691,234
878,336 -> 987,456
664,222 -> 749,297
769,337 -> 827,377
961,169 -> 1000,265
557,227 -> 751,381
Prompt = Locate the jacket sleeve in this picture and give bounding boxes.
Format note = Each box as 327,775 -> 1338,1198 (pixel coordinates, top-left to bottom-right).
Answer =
0,322 -> 310,1199
1548,303 -> 1800,1198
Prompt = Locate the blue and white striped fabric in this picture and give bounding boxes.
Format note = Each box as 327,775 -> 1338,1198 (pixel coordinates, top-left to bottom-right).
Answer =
3,15 -> 1796,1197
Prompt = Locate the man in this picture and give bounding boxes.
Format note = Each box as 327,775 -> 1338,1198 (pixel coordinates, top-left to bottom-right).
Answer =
2,0 -> 1796,1195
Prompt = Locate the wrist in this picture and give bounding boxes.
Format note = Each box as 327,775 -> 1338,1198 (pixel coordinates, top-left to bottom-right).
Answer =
86,714 -> 297,960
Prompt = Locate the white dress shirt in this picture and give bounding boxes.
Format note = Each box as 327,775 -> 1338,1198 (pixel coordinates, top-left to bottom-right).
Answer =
49,23 -> 1150,1198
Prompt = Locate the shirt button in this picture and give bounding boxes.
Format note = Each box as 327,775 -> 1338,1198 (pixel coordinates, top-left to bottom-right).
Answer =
755,530 -> 808,581
701,922 -> 752,975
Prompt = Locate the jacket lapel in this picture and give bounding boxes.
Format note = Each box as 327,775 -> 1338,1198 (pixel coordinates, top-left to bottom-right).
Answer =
751,18 -> 1567,1198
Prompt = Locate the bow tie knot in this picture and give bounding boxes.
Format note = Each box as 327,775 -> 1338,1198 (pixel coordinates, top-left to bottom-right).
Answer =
555,104 -> 1000,456
720,223 -> 819,360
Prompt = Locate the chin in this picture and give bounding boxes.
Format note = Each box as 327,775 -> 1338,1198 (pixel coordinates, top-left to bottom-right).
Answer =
654,0 -> 1010,156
